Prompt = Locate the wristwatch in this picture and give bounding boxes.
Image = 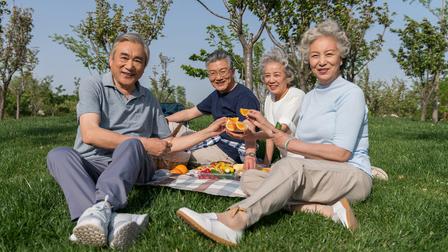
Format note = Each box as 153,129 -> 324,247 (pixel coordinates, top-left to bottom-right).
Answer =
244,152 -> 256,157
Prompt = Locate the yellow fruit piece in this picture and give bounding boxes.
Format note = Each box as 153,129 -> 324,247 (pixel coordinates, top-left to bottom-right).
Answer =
261,168 -> 271,173
233,163 -> 244,171
228,117 -> 239,122
235,121 -> 247,132
170,164 -> 188,174
240,108 -> 250,116
226,119 -> 237,131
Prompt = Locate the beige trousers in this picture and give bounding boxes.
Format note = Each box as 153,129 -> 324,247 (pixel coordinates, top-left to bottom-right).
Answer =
233,157 -> 372,227
167,122 -> 235,165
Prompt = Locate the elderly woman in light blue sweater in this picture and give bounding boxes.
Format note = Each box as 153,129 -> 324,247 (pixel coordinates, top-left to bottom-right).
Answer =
176,20 -> 373,246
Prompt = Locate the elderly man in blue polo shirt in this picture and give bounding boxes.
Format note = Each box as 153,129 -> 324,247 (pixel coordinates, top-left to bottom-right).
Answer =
46,33 -> 226,249
166,49 -> 260,168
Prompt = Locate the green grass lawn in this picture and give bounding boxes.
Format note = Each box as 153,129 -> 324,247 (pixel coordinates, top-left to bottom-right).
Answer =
0,115 -> 447,251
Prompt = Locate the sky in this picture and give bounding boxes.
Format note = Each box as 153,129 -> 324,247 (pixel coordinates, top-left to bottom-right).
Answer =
7,0 -> 436,105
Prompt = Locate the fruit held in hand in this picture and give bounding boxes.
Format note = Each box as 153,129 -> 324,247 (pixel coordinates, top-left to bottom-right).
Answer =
226,118 -> 247,132
240,108 -> 250,116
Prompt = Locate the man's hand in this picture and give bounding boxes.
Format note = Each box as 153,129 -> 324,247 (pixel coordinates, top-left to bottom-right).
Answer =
226,121 -> 258,142
243,154 -> 257,169
139,137 -> 172,157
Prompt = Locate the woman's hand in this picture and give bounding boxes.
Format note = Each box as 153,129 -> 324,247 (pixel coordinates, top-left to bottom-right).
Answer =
246,110 -> 272,130
271,130 -> 292,149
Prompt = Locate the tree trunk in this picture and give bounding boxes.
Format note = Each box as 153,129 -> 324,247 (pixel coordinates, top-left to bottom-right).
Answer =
420,98 -> 428,121
243,44 -> 254,91
16,93 -> 20,120
432,73 -> 440,123
0,87 -> 5,120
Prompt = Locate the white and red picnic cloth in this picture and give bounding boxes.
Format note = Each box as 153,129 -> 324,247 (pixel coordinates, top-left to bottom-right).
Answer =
148,169 -> 247,198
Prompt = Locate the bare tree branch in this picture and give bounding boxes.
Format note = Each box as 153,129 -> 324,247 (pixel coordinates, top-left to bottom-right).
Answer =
195,0 -> 231,22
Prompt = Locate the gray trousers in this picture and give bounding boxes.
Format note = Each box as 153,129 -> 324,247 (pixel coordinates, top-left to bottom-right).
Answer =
47,139 -> 155,220
233,157 -> 372,227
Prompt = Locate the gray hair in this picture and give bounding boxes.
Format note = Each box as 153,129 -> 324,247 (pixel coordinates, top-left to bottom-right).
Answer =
259,48 -> 295,87
110,33 -> 150,67
205,49 -> 234,69
299,19 -> 350,64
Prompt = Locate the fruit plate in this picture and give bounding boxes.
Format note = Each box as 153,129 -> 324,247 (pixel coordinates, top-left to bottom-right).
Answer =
188,161 -> 243,180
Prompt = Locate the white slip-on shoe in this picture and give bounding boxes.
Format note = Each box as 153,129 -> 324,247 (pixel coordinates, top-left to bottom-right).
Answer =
68,233 -> 78,243
73,196 -> 112,247
371,166 -> 389,181
108,213 -> 149,250
176,207 -> 243,246
332,198 -> 358,231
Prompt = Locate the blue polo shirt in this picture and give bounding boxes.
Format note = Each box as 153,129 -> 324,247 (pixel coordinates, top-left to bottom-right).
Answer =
197,83 -> 260,162
73,72 -> 171,162
296,76 -> 371,175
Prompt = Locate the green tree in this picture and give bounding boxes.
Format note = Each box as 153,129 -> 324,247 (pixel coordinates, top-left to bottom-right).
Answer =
150,53 -> 175,103
0,0 -> 9,34
150,53 -> 191,107
390,17 -> 447,121
10,46 -> 38,119
195,0 -> 276,92
0,6 -> 34,120
52,0 -> 171,73
266,0 -> 392,92
403,0 -> 447,122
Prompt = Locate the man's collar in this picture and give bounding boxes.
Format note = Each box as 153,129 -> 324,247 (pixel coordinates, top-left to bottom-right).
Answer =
102,72 -> 145,97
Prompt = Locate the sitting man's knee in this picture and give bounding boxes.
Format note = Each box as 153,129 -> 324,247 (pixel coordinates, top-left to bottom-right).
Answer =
47,147 -> 74,162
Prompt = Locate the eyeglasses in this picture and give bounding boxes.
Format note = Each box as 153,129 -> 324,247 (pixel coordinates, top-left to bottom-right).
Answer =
208,68 -> 230,79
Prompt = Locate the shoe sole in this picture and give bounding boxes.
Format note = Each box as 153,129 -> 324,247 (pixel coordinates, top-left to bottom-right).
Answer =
110,222 -> 140,250
176,209 -> 237,247
73,224 -> 107,247
340,198 -> 358,232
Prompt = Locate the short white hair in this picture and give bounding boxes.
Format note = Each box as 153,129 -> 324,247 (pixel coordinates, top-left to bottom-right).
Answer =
299,19 -> 350,64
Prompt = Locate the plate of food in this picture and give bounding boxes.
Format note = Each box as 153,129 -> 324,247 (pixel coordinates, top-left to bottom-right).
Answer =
189,161 -> 245,180
188,161 -> 271,180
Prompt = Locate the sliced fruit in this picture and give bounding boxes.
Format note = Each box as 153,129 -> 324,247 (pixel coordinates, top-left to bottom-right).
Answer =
228,117 -> 239,122
170,164 -> 188,174
235,121 -> 248,132
239,108 -> 250,116
225,119 -> 236,131
232,163 -> 244,171
261,168 -> 271,173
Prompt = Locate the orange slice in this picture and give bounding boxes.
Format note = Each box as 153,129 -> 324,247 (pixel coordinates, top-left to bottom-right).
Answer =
240,108 -> 250,116
170,164 -> 188,174
225,119 -> 236,131
228,117 -> 239,122
235,121 -> 247,132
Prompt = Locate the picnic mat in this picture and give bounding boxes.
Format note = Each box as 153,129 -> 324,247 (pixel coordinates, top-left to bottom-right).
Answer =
148,169 -> 247,198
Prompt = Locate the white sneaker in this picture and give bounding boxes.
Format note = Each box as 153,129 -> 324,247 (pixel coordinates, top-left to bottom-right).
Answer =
68,233 -> 78,243
108,213 -> 149,250
372,166 -> 389,181
176,207 -> 243,246
331,198 -> 358,231
73,196 -> 112,247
